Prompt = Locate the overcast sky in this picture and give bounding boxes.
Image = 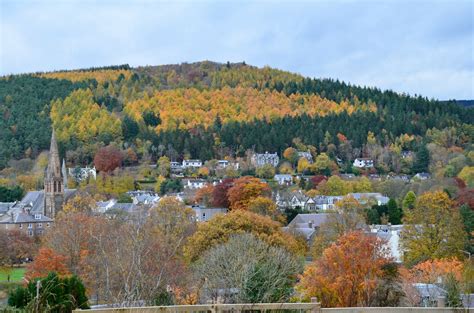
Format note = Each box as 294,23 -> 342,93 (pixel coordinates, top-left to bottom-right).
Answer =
1,0 -> 473,100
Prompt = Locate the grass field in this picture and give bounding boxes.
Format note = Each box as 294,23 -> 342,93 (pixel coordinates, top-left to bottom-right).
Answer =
0,268 -> 25,282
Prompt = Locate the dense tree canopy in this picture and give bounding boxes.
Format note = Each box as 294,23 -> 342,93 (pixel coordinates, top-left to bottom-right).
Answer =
1,61 -> 472,171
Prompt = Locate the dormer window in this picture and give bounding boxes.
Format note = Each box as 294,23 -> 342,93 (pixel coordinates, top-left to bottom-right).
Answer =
34,214 -> 42,220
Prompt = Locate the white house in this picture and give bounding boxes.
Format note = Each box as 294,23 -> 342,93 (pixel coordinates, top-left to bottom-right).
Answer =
96,199 -> 117,214
275,190 -> 343,211
183,179 -> 207,189
217,160 -> 229,168
353,158 -> 374,168
251,152 -> 279,168
127,190 -> 160,205
191,205 -> 227,222
68,166 -> 97,182
349,193 -> 389,206
368,224 -> 403,263
297,151 -> 313,163
182,159 -> 202,168
413,172 -> 431,181
274,174 -> 293,185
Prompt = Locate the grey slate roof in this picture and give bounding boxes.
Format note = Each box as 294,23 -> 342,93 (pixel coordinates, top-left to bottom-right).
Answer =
110,202 -> 138,213
0,202 -> 14,214
284,213 -> 333,240
13,213 -> 53,223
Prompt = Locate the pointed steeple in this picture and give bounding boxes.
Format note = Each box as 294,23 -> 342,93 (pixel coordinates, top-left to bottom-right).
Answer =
44,129 -> 64,218
62,158 -> 68,188
46,129 -> 61,179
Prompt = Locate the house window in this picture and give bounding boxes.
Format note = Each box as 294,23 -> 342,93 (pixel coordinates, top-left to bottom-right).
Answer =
28,230 -> 33,236
47,223 -> 50,227
38,223 -> 43,229
28,223 -> 33,229
202,213 -> 206,220
19,224 -> 23,229
34,214 -> 41,220
37,230 -> 43,235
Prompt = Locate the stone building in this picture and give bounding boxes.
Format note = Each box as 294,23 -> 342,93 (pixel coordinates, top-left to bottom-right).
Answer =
0,131 -> 76,235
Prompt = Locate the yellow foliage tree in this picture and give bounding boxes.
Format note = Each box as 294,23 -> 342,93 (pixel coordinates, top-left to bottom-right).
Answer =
183,210 -> 305,263
297,157 -> 310,173
51,89 -> 122,144
458,166 -> 474,187
401,191 -> 467,266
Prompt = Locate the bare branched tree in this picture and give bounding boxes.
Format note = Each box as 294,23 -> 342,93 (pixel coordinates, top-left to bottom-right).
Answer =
193,233 -> 303,304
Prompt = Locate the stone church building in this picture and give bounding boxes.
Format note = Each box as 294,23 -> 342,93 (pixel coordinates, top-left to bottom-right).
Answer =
0,131 -> 77,236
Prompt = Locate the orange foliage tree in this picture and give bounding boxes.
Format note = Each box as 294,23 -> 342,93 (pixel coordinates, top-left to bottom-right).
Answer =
125,87 -> 375,132
26,248 -> 70,280
227,176 -> 271,211
194,184 -> 214,207
296,231 -> 392,307
183,210 -> 305,263
404,258 -> 464,284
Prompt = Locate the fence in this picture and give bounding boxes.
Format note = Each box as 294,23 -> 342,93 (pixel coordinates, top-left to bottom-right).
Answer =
74,299 -> 321,313
73,301 -> 470,313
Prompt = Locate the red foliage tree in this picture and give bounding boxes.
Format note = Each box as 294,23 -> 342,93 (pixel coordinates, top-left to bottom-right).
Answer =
456,188 -> 474,209
310,175 -> 327,188
211,178 -> 234,208
26,248 -> 70,280
93,145 -> 123,173
227,176 -> 271,211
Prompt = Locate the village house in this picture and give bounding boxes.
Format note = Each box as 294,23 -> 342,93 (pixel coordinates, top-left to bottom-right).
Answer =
367,224 -> 404,263
216,159 -> 239,170
273,174 -> 293,186
401,150 -> 414,159
353,158 -> 374,168
349,192 -> 389,206
283,213 -> 332,241
182,159 -> 203,169
191,205 -> 227,222
68,165 -> 97,182
276,190 -> 389,211
275,191 -> 343,211
387,174 -> 411,182
413,172 -> 431,181
297,151 -> 313,163
183,178 -> 207,189
251,152 -> 279,168
127,190 -> 160,205
217,160 -> 229,168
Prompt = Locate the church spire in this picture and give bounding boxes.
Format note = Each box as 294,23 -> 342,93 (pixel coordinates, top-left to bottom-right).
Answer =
44,129 -> 64,218
62,158 -> 68,188
46,129 -> 61,179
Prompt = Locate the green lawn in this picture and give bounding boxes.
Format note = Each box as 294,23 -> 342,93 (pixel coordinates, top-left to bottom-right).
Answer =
0,268 -> 25,282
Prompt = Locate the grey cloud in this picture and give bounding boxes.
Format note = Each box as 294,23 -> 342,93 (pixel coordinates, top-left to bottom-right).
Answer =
0,0 -> 472,99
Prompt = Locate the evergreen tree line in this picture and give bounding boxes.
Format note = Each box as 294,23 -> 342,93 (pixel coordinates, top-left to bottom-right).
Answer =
0,62 -> 472,169
0,76 -> 91,168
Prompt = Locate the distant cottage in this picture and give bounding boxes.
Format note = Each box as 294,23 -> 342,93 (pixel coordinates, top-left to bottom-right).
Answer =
68,165 -> 97,182
182,159 -> 202,169
274,174 -> 293,185
297,151 -> 313,163
353,158 -> 374,168
251,152 -> 279,168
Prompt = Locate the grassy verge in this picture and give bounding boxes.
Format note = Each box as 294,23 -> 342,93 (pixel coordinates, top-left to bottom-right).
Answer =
0,268 -> 25,283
